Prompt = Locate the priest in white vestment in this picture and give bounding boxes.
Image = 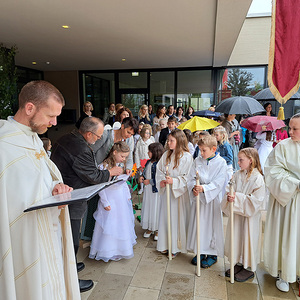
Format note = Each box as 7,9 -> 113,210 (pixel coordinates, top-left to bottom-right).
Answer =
264,114 -> 300,293
0,81 -> 80,300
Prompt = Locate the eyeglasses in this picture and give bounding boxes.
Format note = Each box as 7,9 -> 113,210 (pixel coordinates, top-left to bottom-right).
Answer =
89,131 -> 102,139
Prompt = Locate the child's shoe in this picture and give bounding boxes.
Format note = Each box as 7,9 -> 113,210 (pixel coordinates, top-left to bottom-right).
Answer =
201,255 -> 217,268
191,254 -> 205,266
143,230 -> 153,238
234,268 -> 254,282
276,278 -> 289,292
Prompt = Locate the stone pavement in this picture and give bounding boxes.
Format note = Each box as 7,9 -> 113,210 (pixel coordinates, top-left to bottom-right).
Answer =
78,194 -> 299,300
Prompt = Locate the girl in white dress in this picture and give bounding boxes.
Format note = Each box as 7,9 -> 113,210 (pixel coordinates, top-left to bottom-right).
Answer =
139,142 -> 165,240
89,142 -> 137,262
156,129 -> 193,257
221,148 -> 266,282
255,131 -> 274,173
135,124 -> 155,194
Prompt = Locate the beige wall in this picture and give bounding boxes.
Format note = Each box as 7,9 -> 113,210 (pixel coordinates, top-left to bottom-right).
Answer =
44,70 -> 80,116
228,16 -> 271,66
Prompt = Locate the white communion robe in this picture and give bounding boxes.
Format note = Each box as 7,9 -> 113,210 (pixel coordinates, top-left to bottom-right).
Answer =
221,169 -> 266,271
156,151 -> 193,254
0,117 -> 80,300
187,154 -> 227,257
264,138 -> 300,283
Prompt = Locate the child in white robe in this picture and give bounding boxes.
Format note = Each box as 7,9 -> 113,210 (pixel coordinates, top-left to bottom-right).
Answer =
89,141 -> 137,262
264,114 -> 300,293
221,147 -> 265,282
139,142 -> 164,240
255,131 -> 274,172
156,129 -> 193,257
187,135 -> 227,268
135,124 -> 155,194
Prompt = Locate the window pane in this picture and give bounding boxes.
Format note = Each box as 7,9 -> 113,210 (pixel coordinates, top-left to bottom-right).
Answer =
83,73 -> 115,118
119,72 -> 147,89
150,71 -> 174,113
177,70 -> 213,111
218,67 -> 265,101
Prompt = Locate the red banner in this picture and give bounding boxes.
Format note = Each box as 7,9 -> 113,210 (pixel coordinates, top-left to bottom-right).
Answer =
268,0 -> 300,104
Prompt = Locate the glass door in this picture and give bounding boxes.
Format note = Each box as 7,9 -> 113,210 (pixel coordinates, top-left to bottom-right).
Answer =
120,89 -> 148,117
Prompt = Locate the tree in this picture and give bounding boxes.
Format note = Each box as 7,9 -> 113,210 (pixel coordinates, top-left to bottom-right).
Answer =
0,44 -> 18,119
227,68 -> 253,96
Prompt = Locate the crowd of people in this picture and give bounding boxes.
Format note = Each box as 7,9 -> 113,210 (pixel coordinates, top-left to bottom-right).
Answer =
1,81 -> 298,299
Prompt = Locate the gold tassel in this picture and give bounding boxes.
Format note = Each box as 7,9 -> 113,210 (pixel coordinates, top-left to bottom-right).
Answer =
277,106 -> 285,120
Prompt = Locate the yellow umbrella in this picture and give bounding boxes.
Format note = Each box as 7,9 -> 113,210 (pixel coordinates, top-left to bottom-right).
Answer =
177,117 -> 219,132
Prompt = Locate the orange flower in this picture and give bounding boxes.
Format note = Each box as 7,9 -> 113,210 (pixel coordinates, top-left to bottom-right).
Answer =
131,163 -> 138,176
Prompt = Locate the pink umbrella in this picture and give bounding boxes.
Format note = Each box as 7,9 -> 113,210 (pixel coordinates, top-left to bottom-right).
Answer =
240,116 -> 286,132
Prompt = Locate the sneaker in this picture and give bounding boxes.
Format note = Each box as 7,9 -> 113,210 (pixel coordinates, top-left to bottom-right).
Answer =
191,254 -> 206,266
143,231 -> 153,238
201,255 -> 217,268
276,278 -> 289,292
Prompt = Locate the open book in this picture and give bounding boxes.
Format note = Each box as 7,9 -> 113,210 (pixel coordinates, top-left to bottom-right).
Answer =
24,177 -> 127,213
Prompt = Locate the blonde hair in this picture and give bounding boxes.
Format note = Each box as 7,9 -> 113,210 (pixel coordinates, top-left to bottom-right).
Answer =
140,124 -> 152,138
198,135 -> 217,149
213,126 -> 228,145
238,148 -> 263,179
103,141 -> 130,170
166,129 -> 189,169
138,104 -> 150,121
83,101 -> 93,111
193,130 -> 210,146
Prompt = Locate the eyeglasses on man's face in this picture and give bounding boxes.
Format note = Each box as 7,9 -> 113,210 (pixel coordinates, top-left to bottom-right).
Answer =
89,131 -> 102,139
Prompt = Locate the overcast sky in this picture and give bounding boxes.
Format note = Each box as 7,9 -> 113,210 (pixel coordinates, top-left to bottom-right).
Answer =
248,0 -> 272,14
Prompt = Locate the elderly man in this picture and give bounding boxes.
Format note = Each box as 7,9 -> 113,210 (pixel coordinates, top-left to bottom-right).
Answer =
0,80 -> 80,299
51,116 -> 123,293
77,117 -> 139,241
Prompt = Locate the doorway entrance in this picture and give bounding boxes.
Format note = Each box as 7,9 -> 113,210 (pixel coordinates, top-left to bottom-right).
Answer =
119,89 -> 148,117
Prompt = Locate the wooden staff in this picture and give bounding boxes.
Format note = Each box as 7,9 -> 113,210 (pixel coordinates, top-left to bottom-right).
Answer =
229,178 -> 235,284
166,165 -> 172,261
196,171 -> 201,277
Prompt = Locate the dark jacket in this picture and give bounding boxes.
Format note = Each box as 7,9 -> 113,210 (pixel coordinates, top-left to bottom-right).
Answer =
159,127 -> 170,146
51,130 -> 110,219
142,160 -> 158,193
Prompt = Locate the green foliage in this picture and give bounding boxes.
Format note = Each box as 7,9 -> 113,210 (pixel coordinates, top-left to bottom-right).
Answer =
227,68 -> 254,96
0,44 -> 18,119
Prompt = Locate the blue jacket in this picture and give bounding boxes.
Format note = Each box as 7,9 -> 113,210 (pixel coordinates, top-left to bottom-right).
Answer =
217,142 -> 233,165
142,160 -> 158,193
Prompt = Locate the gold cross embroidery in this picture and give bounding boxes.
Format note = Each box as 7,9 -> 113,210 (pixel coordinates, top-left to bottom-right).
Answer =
35,150 -> 46,160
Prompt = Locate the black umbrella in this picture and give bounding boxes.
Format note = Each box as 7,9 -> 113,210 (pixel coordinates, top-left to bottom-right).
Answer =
192,110 -> 221,118
215,96 -> 265,115
253,88 -> 300,100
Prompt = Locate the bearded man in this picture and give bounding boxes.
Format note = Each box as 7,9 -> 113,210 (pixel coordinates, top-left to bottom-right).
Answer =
0,80 -> 80,300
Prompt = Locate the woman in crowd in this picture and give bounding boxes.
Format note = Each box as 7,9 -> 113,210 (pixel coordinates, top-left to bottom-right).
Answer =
103,103 -> 116,124
137,104 -> 151,125
263,102 -> 275,117
75,101 -> 93,128
221,114 -> 241,171
185,106 -> 194,120
152,104 -> 168,135
176,107 -> 185,123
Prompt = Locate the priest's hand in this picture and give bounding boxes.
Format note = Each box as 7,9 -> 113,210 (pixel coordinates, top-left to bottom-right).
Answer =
227,192 -> 235,202
52,183 -> 73,196
144,179 -> 150,185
